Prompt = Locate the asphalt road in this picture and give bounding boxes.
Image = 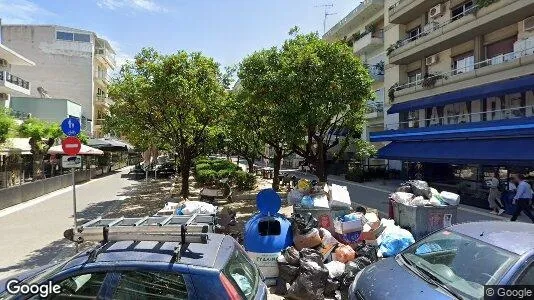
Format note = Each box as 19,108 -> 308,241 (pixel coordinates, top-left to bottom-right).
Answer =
0,168 -> 136,280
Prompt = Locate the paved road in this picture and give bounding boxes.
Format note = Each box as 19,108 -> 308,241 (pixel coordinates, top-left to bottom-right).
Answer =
287,171 -> 532,224
0,168 -> 137,280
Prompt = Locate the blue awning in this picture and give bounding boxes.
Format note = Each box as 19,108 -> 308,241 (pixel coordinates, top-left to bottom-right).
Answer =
378,138 -> 534,165
370,116 -> 534,142
388,75 -> 534,114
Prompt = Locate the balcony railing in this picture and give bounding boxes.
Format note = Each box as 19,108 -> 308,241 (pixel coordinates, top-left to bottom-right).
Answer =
384,105 -> 534,130
367,61 -> 385,81
324,0 -> 383,38
0,71 -> 30,90
388,6 -> 478,55
94,72 -> 112,84
393,46 -> 534,93
95,47 -> 116,67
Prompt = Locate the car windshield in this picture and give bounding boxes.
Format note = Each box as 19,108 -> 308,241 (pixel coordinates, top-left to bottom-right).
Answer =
222,247 -> 260,300
401,230 -> 519,299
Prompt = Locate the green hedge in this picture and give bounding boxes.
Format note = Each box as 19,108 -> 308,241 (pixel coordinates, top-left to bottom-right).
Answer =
193,158 -> 256,190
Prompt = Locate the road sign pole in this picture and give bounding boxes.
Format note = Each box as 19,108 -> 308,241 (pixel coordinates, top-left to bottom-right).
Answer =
72,167 -> 78,252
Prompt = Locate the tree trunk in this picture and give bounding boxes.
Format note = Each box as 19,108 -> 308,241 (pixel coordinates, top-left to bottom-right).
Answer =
247,159 -> 254,173
316,141 -> 328,183
180,157 -> 191,198
32,153 -> 45,181
272,149 -> 282,191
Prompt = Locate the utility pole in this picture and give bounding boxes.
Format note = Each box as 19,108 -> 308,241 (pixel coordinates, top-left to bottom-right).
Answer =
315,3 -> 336,34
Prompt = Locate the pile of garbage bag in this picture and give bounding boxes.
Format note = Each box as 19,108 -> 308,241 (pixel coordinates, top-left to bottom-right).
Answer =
287,180 -> 351,210
391,180 -> 460,207
276,206 -> 415,299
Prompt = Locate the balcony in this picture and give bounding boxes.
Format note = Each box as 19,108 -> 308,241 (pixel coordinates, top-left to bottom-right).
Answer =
94,72 -> 112,86
367,61 -> 385,82
366,101 -> 384,119
388,0 -> 443,24
388,0 -> 534,65
95,95 -> 112,107
0,71 -> 30,95
95,47 -> 116,69
323,0 -> 384,40
392,45 -> 534,103
94,118 -> 105,126
354,30 -> 384,54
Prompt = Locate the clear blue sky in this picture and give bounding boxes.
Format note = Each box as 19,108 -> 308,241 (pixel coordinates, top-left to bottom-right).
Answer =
1,0 -> 360,68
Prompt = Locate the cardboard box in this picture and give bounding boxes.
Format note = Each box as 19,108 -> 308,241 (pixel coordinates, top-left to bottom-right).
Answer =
364,212 -> 380,230
359,223 -> 385,241
334,218 -> 364,234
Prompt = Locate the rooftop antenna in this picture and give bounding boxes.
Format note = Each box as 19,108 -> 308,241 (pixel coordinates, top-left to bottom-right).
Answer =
315,3 -> 336,34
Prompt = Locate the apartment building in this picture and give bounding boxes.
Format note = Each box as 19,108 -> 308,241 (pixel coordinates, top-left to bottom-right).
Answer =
324,0 -> 387,150
0,42 -> 34,108
0,25 -> 116,137
370,0 -> 534,206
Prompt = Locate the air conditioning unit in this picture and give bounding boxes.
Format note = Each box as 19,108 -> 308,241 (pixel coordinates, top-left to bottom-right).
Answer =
524,16 -> 534,31
429,4 -> 442,19
0,59 -> 8,68
426,54 -> 439,66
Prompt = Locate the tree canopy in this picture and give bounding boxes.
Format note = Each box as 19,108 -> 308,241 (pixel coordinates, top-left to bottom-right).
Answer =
0,109 -> 17,144
106,48 -> 230,196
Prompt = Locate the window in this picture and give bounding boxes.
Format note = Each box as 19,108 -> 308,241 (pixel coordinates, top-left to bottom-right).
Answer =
485,37 -> 517,62
407,69 -> 422,86
452,1 -> 474,21
517,263 -> 534,285
50,273 -> 107,299
56,31 -> 90,43
453,52 -> 475,74
113,271 -> 188,300
74,33 -> 91,42
222,248 -> 261,300
406,26 -> 421,42
56,31 -> 74,41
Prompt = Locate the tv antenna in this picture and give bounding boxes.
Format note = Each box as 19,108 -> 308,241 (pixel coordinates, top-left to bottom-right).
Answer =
315,3 -> 336,34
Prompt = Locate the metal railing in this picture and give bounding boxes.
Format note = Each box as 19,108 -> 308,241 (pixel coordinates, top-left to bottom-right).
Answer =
324,0 -> 383,37
383,105 -> 534,130
0,71 -> 30,90
391,6 -> 478,52
388,0 -> 407,14
394,46 -> 534,92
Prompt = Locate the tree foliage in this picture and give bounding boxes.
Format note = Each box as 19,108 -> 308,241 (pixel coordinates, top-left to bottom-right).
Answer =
106,48 -> 229,196
0,109 -> 17,144
239,30 -> 374,182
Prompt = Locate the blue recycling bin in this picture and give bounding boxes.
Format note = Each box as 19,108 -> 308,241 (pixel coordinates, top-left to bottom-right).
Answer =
244,189 -> 293,286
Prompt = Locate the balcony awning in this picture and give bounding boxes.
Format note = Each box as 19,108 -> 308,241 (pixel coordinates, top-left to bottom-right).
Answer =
87,138 -> 134,152
388,74 -> 534,114
378,138 -> 534,166
370,116 -> 534,142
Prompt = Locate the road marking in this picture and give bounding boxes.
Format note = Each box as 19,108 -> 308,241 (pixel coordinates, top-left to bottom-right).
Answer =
0,169 -> 129,218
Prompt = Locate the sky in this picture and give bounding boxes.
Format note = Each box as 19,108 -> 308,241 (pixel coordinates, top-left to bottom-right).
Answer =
0,0 -> 361,69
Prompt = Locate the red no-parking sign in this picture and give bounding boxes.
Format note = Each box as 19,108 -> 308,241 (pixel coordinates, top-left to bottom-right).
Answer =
61,136 -> 82,156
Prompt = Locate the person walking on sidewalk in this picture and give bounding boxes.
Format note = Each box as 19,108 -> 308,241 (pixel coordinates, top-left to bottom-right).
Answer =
510,174 -> 534,223
488,172 -> 504,215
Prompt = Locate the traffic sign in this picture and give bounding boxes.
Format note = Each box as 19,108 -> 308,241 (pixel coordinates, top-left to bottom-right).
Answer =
61,137 -> 82,156
61,117 -> 81,136
62,156 -> 82,168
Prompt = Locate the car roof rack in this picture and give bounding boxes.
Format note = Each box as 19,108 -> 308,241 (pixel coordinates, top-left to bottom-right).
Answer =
63,214 -> 210,262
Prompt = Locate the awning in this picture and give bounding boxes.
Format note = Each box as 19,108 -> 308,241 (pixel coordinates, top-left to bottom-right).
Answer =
87,138 -> 134,152
0,138 -> 31,155
378,138 -> 534,165
48,144 -> 104,155
388,75 -> 534,114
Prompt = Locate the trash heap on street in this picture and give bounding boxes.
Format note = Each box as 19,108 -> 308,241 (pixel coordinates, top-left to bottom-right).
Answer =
272,179 -> 416,300
391,180 -> 461,207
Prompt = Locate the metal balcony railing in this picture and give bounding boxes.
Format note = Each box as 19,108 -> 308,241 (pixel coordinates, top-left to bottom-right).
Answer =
390,6 -> 478,54
393,46 -> 534,93
0,71 -> 30,90
383,105 -> 534,130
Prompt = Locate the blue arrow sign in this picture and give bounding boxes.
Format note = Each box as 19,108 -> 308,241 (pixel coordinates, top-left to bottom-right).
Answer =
61,117 -> 81,136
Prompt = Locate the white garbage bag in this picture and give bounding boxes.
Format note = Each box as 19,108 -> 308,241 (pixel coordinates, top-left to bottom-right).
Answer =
180,201 -> 217,215
391,192 -> 414,204
440,191 -> 460,206
330,184 -> 351,208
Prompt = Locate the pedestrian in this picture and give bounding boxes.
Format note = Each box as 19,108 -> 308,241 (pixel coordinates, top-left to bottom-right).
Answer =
510,174 -> 534,223
487,172 -> 504,215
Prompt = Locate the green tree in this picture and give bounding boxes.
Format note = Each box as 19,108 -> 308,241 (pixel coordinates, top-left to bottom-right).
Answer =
18,118 -> 62,180
0,108 -> 17,144
240,30 -> 374,182
106,48 -> 229,197
224,89 -> 263,173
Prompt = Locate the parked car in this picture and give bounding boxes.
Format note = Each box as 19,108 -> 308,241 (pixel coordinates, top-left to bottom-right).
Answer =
349,221 -> 534,300
0,233 -> 267,299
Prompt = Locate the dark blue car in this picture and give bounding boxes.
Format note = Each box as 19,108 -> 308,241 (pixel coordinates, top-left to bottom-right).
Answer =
0,233 -> 267,299
350,221 -> 534,300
